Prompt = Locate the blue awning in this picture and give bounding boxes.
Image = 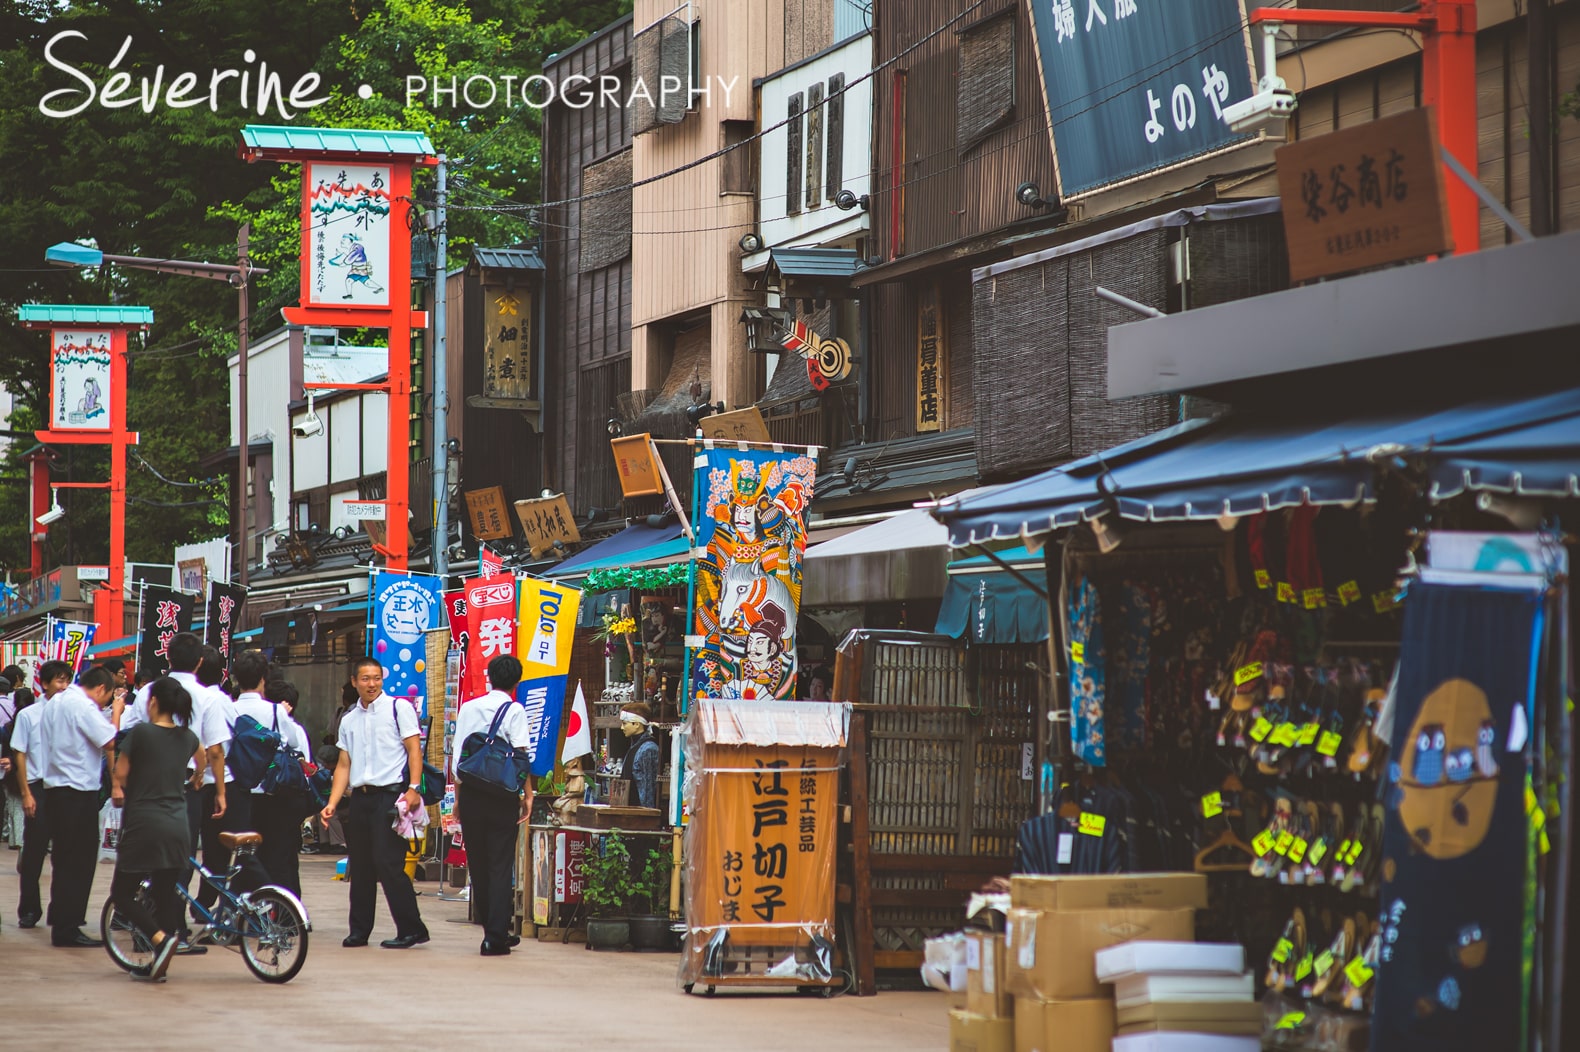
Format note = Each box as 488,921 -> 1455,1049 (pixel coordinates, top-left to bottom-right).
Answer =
936,387 -> 1580,547
936,550 -> 1049,645
547,522 -> 689,578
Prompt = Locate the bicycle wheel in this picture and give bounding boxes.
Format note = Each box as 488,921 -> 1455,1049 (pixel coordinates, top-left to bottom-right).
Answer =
100,896 -> 155,973
240,888 -> 309,983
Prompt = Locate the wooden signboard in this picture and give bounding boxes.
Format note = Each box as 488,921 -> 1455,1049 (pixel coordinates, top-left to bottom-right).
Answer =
697,406 -> 772,445
610,434 -> 664,498
513,493 -> 582,557
1275,107 -> 1452,284
915,284 -> 946,433
464,485 -> 514,541
483,284 -> 533,401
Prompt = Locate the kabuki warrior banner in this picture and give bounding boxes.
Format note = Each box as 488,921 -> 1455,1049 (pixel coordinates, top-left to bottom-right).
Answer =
690,445 -> 817,701
204,583 -> 248,667
51,329 -> 112,431
305,162 -> 393,310
137,586 -> 195,672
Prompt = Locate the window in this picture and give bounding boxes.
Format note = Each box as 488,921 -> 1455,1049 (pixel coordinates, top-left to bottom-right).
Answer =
956,9 -> 1016,153
721,120 -> 754,194
632,10 -> 694,134
786,92 -> 803,215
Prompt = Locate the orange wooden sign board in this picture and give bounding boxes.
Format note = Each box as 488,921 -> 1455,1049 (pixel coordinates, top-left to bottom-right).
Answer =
513,493 -> 582,557
697,406 -> 772,445
1275,107 -> 1453,284
610,434 -> 664,498
464,485 -> 514,541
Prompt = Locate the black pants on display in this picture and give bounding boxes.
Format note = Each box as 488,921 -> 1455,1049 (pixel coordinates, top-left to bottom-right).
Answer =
16,780 -> 50,922
191,783 -> 251,918
252,793 -> 302,895
111,866 -> 183,941
343,787 -> 426,940
457,782 -> 518,946
44,786 -> 99,939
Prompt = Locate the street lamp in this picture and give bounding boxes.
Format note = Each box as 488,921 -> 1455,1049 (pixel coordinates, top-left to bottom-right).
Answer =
46,231 -> 268,585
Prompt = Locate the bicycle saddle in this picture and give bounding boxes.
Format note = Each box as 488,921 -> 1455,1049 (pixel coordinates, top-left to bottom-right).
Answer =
219,831 -> 264,849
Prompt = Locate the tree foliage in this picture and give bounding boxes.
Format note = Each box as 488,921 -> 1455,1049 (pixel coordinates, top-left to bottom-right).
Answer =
0,0 -> 630,576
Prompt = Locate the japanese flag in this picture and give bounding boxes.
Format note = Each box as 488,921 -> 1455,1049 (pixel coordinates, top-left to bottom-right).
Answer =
561,681 -> 593,764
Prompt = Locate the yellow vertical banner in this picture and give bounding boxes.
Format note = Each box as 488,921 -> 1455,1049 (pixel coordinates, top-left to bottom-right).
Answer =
517,578 -> 582,776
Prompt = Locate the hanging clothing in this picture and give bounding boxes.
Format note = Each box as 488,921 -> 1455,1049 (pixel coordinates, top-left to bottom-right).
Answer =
1066,575 -> 1107,766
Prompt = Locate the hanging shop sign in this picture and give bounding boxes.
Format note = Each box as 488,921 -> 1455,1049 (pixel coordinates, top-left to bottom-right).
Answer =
50,329 -> 113,431
371,571 -> 445,716
915,285 -> 946,433
513,494 -> 581,558
1026,0 -> 1256,197
691,445 -> 817,701
516,578 -> 582,775
696,406 -> 773,445
47,618 -> 96,672
204,582 -> 247,667
1275,106 -> 1453,284
137,585 -> 195,672
305,162 -> 393,310
464,485 -> 514,541
479,543 -> 504,577
483,285 -> 533,401
781,320 -> 854,392
610,434 -> 665,498
465,574 -> 518,701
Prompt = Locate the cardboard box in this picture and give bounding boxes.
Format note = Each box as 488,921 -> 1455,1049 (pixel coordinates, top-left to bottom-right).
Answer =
1004,907 -> 1196,1001
1112,1034 -> 1259,1052
1012,997 -> 1115,1052
1095,940 -> 1244,982
1009,873 -> 1208,913
1113,972 -> 1255,1009
949,1009 -> 1013,1052
966,931 -> 1012,1019
1115,1000 -> 1264,1030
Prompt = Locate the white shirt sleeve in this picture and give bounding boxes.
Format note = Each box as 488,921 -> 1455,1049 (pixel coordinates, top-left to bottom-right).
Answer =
120,689 -> 149,734
503,703 -> 534,750
394,698 -> 420,741
198,691 -> 231,751
75,698 -> 115,750
10,710 -> 33,756
287,716 -> 311,757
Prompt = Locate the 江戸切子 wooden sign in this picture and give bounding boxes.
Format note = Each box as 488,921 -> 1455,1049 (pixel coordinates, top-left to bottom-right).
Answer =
1276,107 -> 1452,284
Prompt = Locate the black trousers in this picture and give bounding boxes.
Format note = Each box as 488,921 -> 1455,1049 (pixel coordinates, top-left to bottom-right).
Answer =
457,781 -> 519,946
44,786 -> 99,938
343,788 -> 425,940
252,793 -> 302,896
111,866 -> 182,942
189,783 -> 251,918
16,780 -> 49,922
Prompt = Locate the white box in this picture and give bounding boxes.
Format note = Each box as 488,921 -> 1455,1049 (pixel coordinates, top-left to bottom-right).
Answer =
1095,941 -> 1245,983
1112,1033 -> 1260,1052
1112,973 -> 1255,1010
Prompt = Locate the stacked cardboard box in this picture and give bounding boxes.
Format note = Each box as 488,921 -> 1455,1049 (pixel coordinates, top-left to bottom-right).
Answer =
948,931 -> 1013,1052
1002,874 -> 1207,1052
1096,940 -> 1261,1050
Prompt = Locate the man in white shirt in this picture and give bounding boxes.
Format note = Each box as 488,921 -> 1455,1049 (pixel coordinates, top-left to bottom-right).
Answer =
10,661 -> 73,929
454,654 -> 535,956
321,655 -> 429,949
229,649 -> 311,895
38,663 -> 117,947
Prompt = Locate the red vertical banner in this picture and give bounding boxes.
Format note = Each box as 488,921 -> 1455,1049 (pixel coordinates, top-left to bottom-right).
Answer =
479,544 -> 504,577
444,588 -> 469,703
464,574 -> 517,702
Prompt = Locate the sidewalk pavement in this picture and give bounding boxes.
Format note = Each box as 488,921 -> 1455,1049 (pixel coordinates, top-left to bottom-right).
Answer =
3,846 -> 949,1050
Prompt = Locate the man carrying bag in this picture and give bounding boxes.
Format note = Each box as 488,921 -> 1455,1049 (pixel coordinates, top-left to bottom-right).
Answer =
454,655 -> 534,957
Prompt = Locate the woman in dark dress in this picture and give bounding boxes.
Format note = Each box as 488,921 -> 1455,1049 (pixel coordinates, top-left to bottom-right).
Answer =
110,677 -> 205,981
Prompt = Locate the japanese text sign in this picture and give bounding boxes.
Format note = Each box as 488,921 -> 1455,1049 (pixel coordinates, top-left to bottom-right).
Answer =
610,434 -> 664,498
50,329 -> 112,431
1275,107 -> 1453,283
137,585 -> 195,673
465,486 -> 513,541
513,494 -> 582,558
484,285 -> 533,400
305,162 -> 393,310
204,583 -> 248,667
515,578 -> 581,776
371,571 -> 445,718
696,406 -> 773,445
915,285 -> 946,433
47,619 -> 96,673
465,574 -> 517,701
1027,0 -> 1255,197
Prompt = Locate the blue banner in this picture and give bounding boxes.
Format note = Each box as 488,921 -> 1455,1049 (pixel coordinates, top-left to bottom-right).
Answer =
1027,0 -> 1255,196
371,571 -> 445,719
516,675 -> 568,776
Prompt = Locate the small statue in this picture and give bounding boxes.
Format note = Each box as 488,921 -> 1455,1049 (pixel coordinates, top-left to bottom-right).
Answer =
553,756 -> 588,825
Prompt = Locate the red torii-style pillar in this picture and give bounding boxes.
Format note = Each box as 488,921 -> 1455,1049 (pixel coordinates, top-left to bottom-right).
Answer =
238,126 -> 437,571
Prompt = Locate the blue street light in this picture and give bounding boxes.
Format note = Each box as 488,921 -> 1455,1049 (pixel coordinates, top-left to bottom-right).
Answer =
45,242 -> 106,268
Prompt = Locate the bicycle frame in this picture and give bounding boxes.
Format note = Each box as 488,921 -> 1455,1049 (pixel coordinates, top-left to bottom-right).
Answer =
179,854 -> 313,940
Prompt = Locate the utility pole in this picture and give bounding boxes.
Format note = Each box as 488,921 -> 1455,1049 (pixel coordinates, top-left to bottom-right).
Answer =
432,155 -> 450,580
1529,0 -> 1554,237
237,223 -> 252,585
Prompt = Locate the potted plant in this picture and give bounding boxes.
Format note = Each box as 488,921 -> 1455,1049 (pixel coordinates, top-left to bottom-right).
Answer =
627,842 -> 675,952
582,830 -> 639,950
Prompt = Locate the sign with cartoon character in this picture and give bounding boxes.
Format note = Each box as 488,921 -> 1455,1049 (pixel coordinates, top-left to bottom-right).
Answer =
50,329 -> 112,431
690,445 -> 818,702
371,571 -> 445,718
305,162 -> 393,310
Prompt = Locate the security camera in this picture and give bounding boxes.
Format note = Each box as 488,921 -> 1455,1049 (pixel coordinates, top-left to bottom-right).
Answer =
35,503 -> 65,527
1222,88 -> 1298,132
292,415 -> 323,438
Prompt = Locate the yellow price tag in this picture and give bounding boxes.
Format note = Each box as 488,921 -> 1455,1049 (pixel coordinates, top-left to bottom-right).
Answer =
1345,841 -> 1364,865
1201,791 -> 1223,819
1372,591 -> 1395,613
1271,722 -> 1300,747
1335,838 -> 1353,865
1302,587 -> 1326,609
1078,812 -> 1106,837
1314,950 -> 1335,976
1249,717 -> 1274,742
1337,580 -> 1361,605
1307,839 -> 1329,866
1344,956 -> 1375,988
1297,721 -> 1321,746
1252,829 -> 1276,856
1271,937 -> 1292,964
1276,1011 -> 1307,1031
1294,953 -> 1314,982
1277,581 -> 1296,603
1316,730 -> 1343,757
1289,836 -> 1309,863
1071,641 -> 1085,665
1234,662 -> 1264,686
1274,831 -> 1295,857
1254,569 -> 1271,590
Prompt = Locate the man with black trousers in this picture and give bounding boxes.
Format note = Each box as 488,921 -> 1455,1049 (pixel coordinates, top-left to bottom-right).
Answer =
229,651 -> 311,894
454,655 -> 534,956
320,656 -> 429,949
11,661 -> 74,929
37,663 -> 117,947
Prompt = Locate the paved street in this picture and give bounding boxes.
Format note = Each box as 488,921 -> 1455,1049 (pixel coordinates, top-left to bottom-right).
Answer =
2,851 -> 947,1050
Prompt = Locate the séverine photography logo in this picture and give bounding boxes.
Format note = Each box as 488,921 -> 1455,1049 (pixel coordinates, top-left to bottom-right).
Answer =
36,30 -> 738,118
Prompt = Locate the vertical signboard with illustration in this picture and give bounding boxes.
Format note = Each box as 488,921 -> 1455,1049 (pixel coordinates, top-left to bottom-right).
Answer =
305,163 -> 393,309
51,329 -> 112,431
371,571 -> 444,717
690,445 -> 817,702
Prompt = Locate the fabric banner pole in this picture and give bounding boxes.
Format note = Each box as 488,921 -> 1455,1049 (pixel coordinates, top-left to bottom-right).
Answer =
134,582 -> 147,669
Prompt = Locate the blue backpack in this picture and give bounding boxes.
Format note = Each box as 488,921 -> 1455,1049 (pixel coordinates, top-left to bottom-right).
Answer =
229,706 -> 283,789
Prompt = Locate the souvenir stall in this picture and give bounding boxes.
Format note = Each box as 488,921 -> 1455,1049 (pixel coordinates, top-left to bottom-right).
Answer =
933,387 -> 1577,1051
